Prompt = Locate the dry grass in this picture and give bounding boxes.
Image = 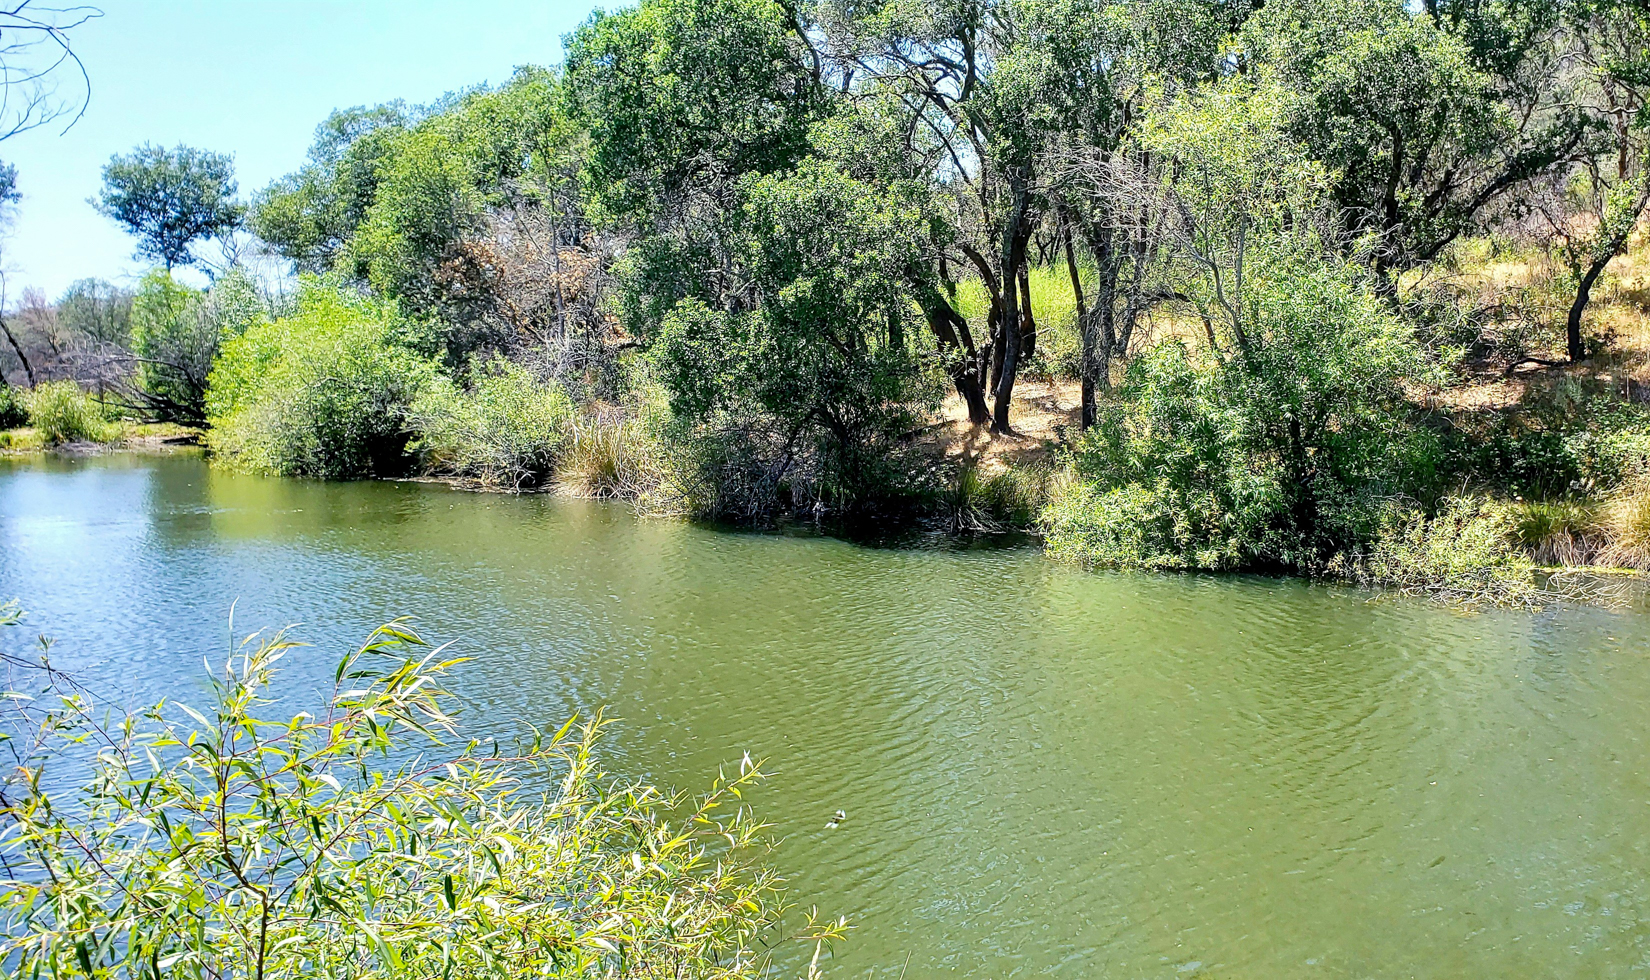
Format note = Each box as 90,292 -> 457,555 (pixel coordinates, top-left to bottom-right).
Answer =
555,415 -> 660,499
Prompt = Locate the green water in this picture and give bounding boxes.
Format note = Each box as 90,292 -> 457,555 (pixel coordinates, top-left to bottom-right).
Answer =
4,453 -> 1650,978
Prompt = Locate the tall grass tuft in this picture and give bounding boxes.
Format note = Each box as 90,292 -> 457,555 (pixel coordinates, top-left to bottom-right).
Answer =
22,381 -> 113,444
1597,478 -> 1650,570
559,415 -> 660,499
951,457 -> 1052,532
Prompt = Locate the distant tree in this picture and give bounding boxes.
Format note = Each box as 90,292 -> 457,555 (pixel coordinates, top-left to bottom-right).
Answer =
95,144 -> 245,270
57,277 -> 133,347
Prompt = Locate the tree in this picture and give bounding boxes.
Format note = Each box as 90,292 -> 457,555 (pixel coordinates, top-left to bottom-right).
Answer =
251,103 -> 412,273
56,277 -> 133,347
0,3 -> 98,142
95,143 -> 245,270
651,161 -> 943,516
1529,0 -> 1650,361
121,268 -> 265,424
1248,0 -> 1588,290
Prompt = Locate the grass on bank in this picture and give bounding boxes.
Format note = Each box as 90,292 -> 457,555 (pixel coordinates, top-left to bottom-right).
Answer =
0,380 -> 202,453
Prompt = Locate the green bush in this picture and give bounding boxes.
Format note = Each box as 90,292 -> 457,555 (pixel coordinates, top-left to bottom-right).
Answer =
1043,253 -> 1449,577
1333,497 -> 1537,603
207,281 -> 436,479
0,384 -> 26,429
21,381 -> 112,444
0,616 -> 845,978
408,359 -> 575,489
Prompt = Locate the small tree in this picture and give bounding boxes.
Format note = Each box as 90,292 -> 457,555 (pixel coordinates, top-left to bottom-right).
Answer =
95,144 -> 245,270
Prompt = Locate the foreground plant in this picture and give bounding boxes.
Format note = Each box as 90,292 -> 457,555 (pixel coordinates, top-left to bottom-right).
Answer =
0,611 -> 842,979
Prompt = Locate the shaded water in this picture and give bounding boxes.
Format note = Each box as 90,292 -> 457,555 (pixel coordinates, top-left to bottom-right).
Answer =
4,452 -> 1650,978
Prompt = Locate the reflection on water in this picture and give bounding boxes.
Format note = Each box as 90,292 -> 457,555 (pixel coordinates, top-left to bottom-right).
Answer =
4,453 -> 1649,978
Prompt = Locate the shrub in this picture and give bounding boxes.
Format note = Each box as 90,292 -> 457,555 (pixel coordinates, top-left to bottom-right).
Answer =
0,616 -> 845,979
408,360 -> 574,490
21,380 -> 111,444
1333,497 -> 1537,604
207,281 -> 436,479
1044,254 -> 1446,576
0,383 -> 26,428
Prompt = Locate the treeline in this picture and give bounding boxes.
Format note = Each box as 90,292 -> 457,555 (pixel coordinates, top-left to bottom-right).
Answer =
4,0 -> 1650,597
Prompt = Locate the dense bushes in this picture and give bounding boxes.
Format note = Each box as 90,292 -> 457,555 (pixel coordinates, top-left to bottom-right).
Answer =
0,384 -> 26,429
207,282 -> 436,478
408,359 -> 574,489
1044,255 -> 1452,575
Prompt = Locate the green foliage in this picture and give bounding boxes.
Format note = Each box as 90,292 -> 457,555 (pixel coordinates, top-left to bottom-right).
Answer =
0,617 -> 845,979
251,103 -> 413,272
408,359 -> 575,489
1045,252 -> 1445,573
1246,0 -> 1579,273
95,144 -> 244,269
207,281 -> 437,479
1333,497 -> 1536,603
562,0 -> 824,224
20,380 -> 112,444
0,383 -> 26,429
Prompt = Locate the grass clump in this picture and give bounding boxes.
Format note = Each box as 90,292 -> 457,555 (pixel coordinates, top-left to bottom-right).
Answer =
207,281 -> 436,479
1595,478 -> 1650,570
950,458 -> 1052,532
561,415 -> 661,499
409,360 -> 574,490
21,381 -> 114,445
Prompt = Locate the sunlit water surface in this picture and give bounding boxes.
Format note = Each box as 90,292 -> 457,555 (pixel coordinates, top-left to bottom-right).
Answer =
4,453 -> 1650,978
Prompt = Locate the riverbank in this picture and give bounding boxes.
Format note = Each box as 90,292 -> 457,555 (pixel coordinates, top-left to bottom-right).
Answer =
0,421 -> 201,456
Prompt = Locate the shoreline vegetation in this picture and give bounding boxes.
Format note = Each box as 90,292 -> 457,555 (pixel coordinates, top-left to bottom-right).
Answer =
0,602 -> 845,977
3,0 -> 1650,608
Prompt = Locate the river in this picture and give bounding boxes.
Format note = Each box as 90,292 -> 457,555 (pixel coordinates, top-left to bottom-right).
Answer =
3,452 -> 1649,978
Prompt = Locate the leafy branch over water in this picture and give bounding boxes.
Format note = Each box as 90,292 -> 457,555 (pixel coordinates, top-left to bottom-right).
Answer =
0,606 -> 844,979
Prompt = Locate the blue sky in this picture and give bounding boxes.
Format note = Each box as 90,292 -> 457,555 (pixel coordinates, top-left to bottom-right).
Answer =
1,0 -> 597,298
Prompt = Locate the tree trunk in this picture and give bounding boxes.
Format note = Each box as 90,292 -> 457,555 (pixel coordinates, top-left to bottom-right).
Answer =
1064,231 -> 1096,429
991,180 -> 1032,434
0,313 -> 34,386
1567,256 -> 1608,362
919,286 -> 990,425
1017,264 -> 1037,365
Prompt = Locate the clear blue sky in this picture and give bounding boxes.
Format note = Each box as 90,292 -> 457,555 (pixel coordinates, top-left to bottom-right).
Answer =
1,0 -> 598,298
